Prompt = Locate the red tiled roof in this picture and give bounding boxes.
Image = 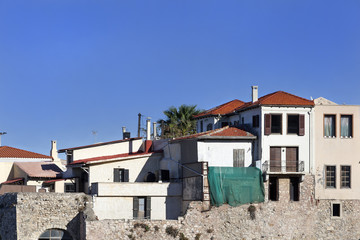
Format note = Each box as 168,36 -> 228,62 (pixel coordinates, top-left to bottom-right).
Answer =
172,126 -> 255,141
0,146 -> 52,159
194,100 -> 245,118
15,162 -> 63,178
1,178 -> 24,184
69,150 -> 163,165
236,91 -> 314,111
58,137 -> 142,152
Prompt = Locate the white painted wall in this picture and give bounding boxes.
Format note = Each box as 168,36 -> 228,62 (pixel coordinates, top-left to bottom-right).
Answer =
88,154 -> 162,185
72,139 -> 143,161
0,162 -> 15,183
161,142 -> 181,179
260,106 -> 313,173
197,141 -> 253,167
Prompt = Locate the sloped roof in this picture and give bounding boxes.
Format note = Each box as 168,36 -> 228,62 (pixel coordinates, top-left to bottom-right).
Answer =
314,97 -> 337,105
1,178 -> 24,184
58,137 -> 142,152
194,99 -> 245,118
69,150 -> 163,165
15,162 -> 63,178
172,126 -> 255,141
0,146 -> 52,159
237,91 -> 314,111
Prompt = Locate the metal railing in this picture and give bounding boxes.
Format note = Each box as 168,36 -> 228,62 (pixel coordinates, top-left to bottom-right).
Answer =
262,160 -> 304,173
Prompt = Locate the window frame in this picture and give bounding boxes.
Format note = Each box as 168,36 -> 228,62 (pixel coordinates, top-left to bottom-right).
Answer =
340,115 -> 353,138
324,114 -> 336,138
331,202 -> 342,218
340,165 -> 351,188
133,196 -> 151,219
325,165 -> 336,188
264,114 -> 283,135
114,168 -> 129,182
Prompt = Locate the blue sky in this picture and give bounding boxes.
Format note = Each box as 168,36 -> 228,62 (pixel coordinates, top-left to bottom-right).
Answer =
0,0 -> 359,156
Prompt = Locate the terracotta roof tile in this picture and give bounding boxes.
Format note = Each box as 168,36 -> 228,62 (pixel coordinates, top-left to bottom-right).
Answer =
15,162 -> 63,178
236,91 -> 314,111
172,126 -> 254,140
0,146 -> 52,159
194,100 -> 245,118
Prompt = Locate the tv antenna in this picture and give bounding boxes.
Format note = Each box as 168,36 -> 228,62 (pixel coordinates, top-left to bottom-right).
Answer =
0,132 -> 7,146
92,130 -> 98,143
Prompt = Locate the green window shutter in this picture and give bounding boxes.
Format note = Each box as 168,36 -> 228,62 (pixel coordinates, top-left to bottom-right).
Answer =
133,197 -> 139,219
114,168 -> 120,182
124,169 -> 129,182
146,197 -> 151,219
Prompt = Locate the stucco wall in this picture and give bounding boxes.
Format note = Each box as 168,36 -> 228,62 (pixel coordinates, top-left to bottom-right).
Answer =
314,104 -> 360,199
197,140 -> 253,167
0,162 -> 14,183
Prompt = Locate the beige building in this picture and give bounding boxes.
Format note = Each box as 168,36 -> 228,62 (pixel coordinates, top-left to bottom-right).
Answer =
314,97 -> 360,200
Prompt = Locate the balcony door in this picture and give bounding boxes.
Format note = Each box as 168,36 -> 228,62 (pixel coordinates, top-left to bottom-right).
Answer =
286,147 -> 298,172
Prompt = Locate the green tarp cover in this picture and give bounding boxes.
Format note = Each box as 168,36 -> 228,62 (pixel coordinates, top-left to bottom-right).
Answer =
208,167 -> 264,207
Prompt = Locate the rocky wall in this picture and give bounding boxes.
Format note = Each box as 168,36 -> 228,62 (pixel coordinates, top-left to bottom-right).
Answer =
85,175 -> 360,240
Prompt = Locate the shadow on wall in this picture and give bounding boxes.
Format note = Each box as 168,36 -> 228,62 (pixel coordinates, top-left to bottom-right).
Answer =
134,156 -> 161,182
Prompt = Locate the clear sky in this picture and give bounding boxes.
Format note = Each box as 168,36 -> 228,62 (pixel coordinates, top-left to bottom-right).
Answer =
0,0 -> 359,156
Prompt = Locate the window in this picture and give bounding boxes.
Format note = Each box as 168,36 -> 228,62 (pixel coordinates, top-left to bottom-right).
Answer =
133,197 -> 151,219
287,114 -> 305,135
341,166 -> 351,188
233,149 -> 245,167
252,115 -> 259,128
206,123 -> 213,131
64,183 -> 75,193
325,166 -> 336,188
38,229 -> 73,240
114,168 -> 129,182
264,114 -> 282,135
331,202 -> 341,218
200,121 -> 203,132
341,115 -> 353,138
324,115 -> 336,137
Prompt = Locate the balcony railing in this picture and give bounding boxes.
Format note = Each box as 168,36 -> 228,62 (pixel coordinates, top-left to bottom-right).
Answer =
262,160 -> 304,173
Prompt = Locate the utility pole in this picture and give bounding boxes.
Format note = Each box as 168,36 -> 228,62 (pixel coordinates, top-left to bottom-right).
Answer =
0,132 -> 7,146
138,113 -> 141,137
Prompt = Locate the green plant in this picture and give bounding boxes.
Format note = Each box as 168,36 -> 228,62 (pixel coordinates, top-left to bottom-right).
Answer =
134,222 -> 150,232
154,225 -> 159,232
165,226 -> 179,238
179,232 -> 189,240
195,233 -> 201,240
248,204 -> 256,220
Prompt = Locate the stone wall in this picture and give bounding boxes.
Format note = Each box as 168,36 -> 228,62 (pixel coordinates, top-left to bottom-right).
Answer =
85,175 -> 360,240
0,192 -> 91,240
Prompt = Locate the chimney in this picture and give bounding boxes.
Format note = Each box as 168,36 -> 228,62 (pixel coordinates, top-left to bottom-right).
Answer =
146,118 -> 151,140
122,126 -> 126,133
252,86 -> 258,103
153,122 -> 157,139
50,140 -> 58,161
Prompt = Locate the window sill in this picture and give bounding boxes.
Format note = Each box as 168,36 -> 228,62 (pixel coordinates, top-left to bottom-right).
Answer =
324,136 -> 336,139
340,136 -> 353,139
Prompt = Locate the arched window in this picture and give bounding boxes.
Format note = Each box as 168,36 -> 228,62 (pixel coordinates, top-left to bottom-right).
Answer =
38,229 -> 72,240
206,124 -> 213,131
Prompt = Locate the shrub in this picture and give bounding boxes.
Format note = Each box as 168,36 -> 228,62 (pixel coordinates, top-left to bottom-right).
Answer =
165,226 -> 179,238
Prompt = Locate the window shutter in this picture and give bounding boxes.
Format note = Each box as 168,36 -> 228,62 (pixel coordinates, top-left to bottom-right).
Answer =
233,149 -> 245,167
146,197 -> 151,219
114,169 -> 120,182
133,197 -> 139,219
265,114 -> 271,135
299,114 -> 305,136
124,169 -> 129,182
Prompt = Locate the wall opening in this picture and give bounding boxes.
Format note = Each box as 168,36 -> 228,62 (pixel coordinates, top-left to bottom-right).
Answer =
290,177 -> 300,201
331,203 -> 342,218
269,177 -> 278,201
38,229 -> 73,240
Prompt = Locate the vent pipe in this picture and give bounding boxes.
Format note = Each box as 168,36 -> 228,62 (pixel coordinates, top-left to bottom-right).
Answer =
153,122 -> 157,139
252,86 -> 258,103
146,118 -> 151,140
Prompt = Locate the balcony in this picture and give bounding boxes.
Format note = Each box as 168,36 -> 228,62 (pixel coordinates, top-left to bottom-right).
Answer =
262,160 -> 304,173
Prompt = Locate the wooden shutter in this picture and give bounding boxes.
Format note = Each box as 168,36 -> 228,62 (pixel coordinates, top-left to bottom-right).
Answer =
133,197 -> 139,219
286,147 -> 298,172
299,114 -> 305,136
146,197 -> 151,219
233,149 -> 245,167
265,114 -> 271,135
114,169 -> 120,182
124,169 -> 129,182
270,147 -> 281,172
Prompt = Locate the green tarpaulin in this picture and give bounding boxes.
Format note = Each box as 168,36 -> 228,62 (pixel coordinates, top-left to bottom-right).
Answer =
208,167 -> 265,207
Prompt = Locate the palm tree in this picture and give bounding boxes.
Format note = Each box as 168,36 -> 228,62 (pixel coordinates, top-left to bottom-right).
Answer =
159,104 -> 202,138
